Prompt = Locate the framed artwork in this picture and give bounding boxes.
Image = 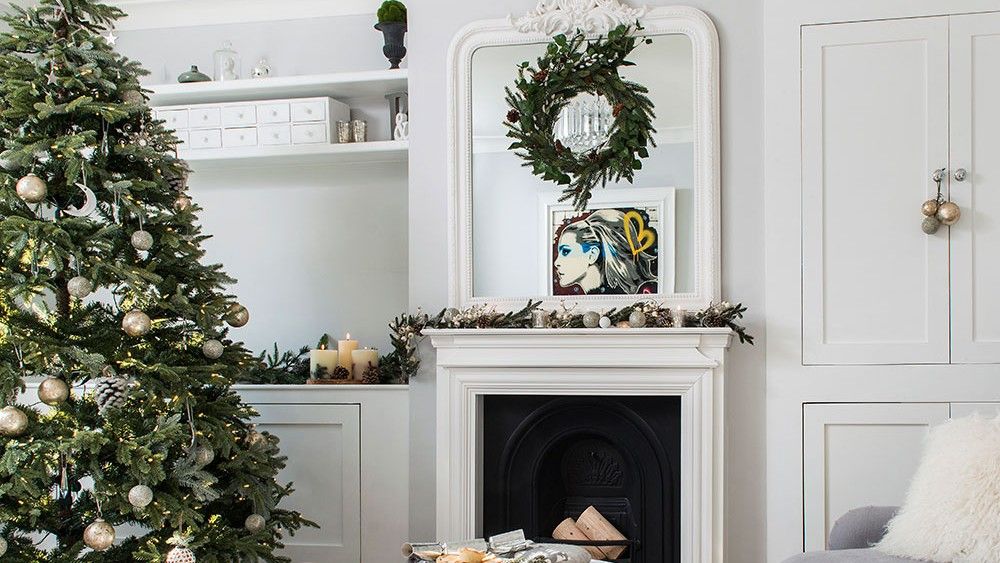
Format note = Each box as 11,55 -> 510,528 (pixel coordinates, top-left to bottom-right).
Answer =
539,187 -> 676,297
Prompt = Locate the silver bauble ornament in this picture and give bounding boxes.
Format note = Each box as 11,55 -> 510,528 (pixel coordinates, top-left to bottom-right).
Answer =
122,310 -> 152,337
202,339 -> 224,359
16,173 -> 48,203
598,316 -> 612,329
582,311 -> 601,328
921,216 -> 941,234
174,196 -> 192,212
921,199 -> 940,217
0,405 -> 28,436
166,546 -> 197,563
121,90 -> 145,105
937,201 -> 961,225
83,518 -> 115,551
131,230 -> 154,251
245,513 -> 266,532
191,445 -> 215,467
0,536 -> 6,557
38,377 -> 70,406
67,275 -> 94,298
225,304 -> 250,328
128,484 -> 153,508
628,310 -> 647,328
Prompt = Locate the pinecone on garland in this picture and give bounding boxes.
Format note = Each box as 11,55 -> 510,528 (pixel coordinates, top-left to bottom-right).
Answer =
361,363 -> 382,385
93,376 -> 130,413
332,366 -> 350,380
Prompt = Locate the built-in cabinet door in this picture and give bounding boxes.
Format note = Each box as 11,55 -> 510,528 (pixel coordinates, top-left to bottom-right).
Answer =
802,403 -> 950,551
801,18 -> 951,365
950,13 -> 1000,363
251,404 -> 362,563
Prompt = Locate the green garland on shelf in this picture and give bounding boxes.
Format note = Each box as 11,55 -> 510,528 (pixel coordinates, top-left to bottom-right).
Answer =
504,24 -> 656,210
379,300 -> 753,384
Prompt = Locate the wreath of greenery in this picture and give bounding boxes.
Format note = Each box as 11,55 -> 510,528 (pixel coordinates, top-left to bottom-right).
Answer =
504,24 -> 656,210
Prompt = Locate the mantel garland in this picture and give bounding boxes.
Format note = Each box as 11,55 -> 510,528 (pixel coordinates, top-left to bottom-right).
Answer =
504,23 -> 657,210
379,301 -> 752,383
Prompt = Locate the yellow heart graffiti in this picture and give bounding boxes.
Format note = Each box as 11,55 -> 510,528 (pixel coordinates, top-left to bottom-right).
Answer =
624,210 -> 656,257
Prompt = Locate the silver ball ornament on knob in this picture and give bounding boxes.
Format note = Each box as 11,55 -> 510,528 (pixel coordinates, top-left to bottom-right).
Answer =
128,484 -> 153,508
202,339 -> 224,360
582,311 -> 601,328
38,377 -> 70,406
83,518 -> 115,551
131,230 -> 154,251
598,315 -> 612,329
937,201 -> 961,226
628,310 -> 647,328
67,275 -> 94,298
225,304 -> 250,328
245,514 -> 266,532
921,216 -> 941,234
122,309 -> 152,337
0,405 -> 29,436
16,173 -> 48,203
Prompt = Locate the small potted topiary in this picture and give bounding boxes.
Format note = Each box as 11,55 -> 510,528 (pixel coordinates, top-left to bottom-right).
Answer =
374,0 -> 407,69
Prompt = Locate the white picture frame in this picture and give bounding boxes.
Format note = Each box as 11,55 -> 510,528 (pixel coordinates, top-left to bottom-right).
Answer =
538,187 -> 677,296
447,1 -> 721,311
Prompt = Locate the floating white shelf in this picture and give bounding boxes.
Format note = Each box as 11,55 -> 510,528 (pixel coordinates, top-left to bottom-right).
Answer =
179,140 -> 408,170
147,68 -> 408,106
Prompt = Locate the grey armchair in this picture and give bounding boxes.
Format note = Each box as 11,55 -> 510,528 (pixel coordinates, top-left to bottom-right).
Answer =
783,506 -> 927,563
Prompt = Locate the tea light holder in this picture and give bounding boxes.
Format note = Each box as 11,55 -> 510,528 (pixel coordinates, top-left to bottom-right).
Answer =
336,121 -> 352,144
351,119 -> 368,143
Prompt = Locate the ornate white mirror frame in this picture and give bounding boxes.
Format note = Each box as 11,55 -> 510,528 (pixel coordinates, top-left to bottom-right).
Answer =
447,0 -> 720,311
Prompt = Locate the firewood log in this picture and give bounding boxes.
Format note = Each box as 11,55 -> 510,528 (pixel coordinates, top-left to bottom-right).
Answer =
553,517 -> 607,559
576,506 -> 628,559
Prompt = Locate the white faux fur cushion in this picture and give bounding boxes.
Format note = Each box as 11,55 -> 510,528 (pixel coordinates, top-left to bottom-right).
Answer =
876,414 -> 1000,562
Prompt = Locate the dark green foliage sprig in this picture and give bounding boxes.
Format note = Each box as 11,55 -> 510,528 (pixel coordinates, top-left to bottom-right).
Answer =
239,345 -> 311,385
377,0 -> 406,24
504,24 -> 656,210
380,300 -> 753,382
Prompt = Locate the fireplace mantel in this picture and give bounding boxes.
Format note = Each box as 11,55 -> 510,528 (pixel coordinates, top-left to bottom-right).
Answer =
425,328 -> 732,563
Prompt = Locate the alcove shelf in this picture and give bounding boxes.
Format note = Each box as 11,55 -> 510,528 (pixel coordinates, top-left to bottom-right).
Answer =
146,68 -> 408,106
178,140 -> 408,170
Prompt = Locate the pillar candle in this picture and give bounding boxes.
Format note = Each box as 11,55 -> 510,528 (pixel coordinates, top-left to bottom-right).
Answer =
338,333 -> 358,375
351,348 -> 379,380
309,346 -> 339,379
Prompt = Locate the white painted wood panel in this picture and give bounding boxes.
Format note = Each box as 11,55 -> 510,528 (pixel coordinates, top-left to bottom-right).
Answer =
252,404 -> 362,563
802,403 -> 949,551
801,18 -> 951,365
950,13 -> 1000,363
951,402 -> 1000,418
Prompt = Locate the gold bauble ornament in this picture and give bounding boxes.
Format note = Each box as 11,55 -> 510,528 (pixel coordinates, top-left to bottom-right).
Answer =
0,536 -> 7,557
245,513 -> 266,532
128,484 -> 153,508
921,199 -> 940,217
225,304 -> 250,328
83,518 -> 115,551
0,405 -> 28,436
921,216 -> 941,234
191,445 -> 215,467
131,230 -> 154,251
67,275 -> 94,298
38,377 -> 70,406
174,196 -> 192,212
121,90 -> 145,105
16,173 -> 48,203
122,309 -> 152,337
937,201 -> 961,225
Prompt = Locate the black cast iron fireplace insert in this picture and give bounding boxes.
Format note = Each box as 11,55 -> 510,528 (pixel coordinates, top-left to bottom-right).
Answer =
482,395 -> 681,563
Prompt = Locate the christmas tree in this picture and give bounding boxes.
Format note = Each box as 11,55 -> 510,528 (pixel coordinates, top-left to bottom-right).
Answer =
0,1 -> 310,561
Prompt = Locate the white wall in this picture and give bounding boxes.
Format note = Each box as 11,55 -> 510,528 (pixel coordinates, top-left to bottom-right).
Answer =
116,16 -> 408,354
407,2 -> 767,562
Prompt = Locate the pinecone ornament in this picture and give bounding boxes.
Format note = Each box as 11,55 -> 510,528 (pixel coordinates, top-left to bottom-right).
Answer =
93,375 -> 130,413
361,363 -> 382,385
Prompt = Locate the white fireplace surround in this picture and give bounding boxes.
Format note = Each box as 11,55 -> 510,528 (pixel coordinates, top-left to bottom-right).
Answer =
426,328 -> 732,563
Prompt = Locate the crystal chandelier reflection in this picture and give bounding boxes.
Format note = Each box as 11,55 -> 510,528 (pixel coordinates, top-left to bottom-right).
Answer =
554,94 -> 614,153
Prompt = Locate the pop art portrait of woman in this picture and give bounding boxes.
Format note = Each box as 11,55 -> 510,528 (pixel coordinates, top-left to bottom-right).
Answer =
551,208 -> 659,295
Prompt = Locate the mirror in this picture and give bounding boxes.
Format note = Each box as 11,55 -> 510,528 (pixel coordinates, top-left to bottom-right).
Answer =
449,5 -> 720,310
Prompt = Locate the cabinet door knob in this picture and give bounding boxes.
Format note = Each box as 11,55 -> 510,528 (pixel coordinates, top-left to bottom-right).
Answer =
954,168 -> 967,182
932,168 -> 947,182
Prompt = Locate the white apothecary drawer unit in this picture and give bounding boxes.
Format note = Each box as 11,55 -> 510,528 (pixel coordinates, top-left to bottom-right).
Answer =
154,96 -> 349,152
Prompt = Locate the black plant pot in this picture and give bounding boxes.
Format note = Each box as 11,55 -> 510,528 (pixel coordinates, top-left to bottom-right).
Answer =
374,21 -> 407,69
